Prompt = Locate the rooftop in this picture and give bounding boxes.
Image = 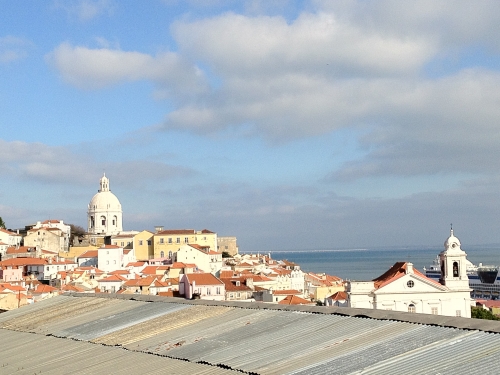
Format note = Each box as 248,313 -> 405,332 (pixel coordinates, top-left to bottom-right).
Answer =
1,294 -> 500,374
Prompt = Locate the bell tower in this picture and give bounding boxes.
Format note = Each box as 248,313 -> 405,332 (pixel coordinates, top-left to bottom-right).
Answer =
439,227 -> 470,290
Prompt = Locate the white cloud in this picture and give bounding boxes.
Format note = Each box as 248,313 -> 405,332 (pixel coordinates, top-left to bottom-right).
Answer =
46,43 -> 208,97
0,36 -> 32,63
54,0 -> 115,22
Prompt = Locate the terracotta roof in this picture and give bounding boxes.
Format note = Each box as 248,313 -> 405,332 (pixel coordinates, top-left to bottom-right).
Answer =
327,291 -> 347,300
100,245 -> 121,249
41,220 -> 61,224
201,229 -> 214,233
62,285 -> 85,292
78,250 -> 98,258
278,295 -> 313,305
0,258 -> 47,266
98,275 -> 128,282
183,273 -> 224,286
222,279 -> 252,292
373,262 -> 441,289
156,229 -> 195,235
0,228 -> 21,236
273,289 -> 301,295
34,284 -> 58,293
126,262 -> 146,267
6,246 -> 38,254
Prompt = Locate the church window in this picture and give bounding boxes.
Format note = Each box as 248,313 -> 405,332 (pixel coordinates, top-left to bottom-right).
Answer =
453,262 -> 459,277
408,304 -> 416,313
407,280 -> 414,288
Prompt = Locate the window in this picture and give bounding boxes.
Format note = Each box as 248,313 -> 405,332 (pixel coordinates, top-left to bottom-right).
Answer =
176,238 -> 180,244
121,242 -> 124,246
407,280 -> 414,288
168,251 -> 172,259
216,287 -> 221,294
408,304 -> 416,313
160,251 -> 165,258
160,238 -> 164,244
207,288 -> 211,295
431,307 -> 438,315
114,260 -> 116,264
101,216 -> 106,226
184,237 -> 189,243
456,310 -> 461,317
168,238 -> 172,244
237,292 -> 241,298
139,240 -> 143,246
147,240 -> 152,246
453,261 -> 459,277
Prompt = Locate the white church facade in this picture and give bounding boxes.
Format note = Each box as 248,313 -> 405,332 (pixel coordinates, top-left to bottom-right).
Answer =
87,174 -> 123,246
347,229 -> 473,318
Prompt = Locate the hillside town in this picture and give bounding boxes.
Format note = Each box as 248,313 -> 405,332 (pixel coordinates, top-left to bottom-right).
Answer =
0,175 -> 483,319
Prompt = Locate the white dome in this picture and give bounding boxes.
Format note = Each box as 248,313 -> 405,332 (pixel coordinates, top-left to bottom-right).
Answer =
444,229 -> 462,251
89,191 -> 121,211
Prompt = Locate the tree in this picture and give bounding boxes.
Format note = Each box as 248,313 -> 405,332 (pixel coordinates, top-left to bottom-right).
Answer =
0,217 -> 5,229
471,306 -> 500,320
222,251 -> 231,258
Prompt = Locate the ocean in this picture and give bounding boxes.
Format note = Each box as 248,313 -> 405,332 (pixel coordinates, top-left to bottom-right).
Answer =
253,244 -> 500,281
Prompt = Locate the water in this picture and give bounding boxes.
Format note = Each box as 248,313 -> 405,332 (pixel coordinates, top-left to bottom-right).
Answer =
254,244 -> 500,281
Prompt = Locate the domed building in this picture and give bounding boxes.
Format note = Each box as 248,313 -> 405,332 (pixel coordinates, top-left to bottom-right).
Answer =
87,174 -> 123,245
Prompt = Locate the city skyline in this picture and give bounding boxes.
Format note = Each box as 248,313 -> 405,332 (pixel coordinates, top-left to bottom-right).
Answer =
2,1 -> 500,251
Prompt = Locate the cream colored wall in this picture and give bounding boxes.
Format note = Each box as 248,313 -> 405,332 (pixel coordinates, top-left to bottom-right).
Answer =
133,231 -> 154,261
24,229 -> 64,253
153,231 -> 217,258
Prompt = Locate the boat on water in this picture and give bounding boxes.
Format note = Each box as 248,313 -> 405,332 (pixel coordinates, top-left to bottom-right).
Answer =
424,255 -> 500,299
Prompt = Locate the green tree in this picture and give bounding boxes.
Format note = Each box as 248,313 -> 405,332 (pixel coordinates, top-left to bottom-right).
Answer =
471,306 -> 500,320
221,251 -> 231,258
0,217 -> 5,229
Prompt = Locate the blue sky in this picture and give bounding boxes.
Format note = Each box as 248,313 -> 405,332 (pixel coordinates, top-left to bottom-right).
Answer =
2,0 -> 500,251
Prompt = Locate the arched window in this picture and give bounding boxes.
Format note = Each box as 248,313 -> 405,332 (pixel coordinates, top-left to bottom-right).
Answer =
169,251 -> 173,259
160,251 -> 165,258
408,304 -> 416,313
90,216 -> 94,228
453,261 -> 459,277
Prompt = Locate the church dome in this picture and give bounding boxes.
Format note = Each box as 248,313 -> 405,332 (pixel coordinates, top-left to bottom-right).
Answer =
88,173 -> 121,211
88,190 -> 121,211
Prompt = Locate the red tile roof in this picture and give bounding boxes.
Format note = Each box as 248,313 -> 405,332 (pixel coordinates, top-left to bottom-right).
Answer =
78,250 -> 98,258
183,273 -> 224,285
278,295 -> 313,305
372,262 -> 441,289
327,291 -> 347,300
156,229 -> 195,235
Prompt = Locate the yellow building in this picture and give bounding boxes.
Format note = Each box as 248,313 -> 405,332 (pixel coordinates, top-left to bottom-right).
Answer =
132,230 -> 154,261
153,229 -> 217,259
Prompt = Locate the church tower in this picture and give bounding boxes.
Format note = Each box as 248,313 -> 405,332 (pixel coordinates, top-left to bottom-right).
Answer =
439,228 -> 470,290
87,174 -> 123,244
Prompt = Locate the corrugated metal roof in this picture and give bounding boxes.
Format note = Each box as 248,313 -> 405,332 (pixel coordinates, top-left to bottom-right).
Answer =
2,293 -> 500,374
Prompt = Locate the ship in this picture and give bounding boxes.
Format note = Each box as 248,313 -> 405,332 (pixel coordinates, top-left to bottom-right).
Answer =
424,256 -> 500,299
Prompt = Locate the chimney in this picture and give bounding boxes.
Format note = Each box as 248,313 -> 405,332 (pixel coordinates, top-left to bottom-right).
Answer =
406,263 -> 414,274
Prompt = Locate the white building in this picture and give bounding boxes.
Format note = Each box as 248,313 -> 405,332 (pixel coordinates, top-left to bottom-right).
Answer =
32,220 -> 71,252
347,229 -> 473,318
98,245 -> 128,273
88,174 -> 123,244
0,228 -> 22,247
176,244 -> 223,275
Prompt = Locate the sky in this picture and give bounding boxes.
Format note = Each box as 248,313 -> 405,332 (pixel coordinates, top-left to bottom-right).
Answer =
2,0 -> 500,251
